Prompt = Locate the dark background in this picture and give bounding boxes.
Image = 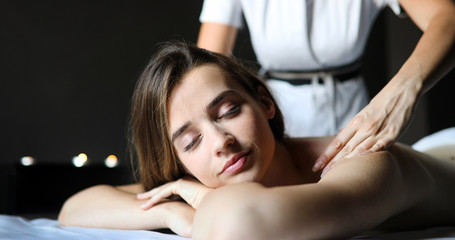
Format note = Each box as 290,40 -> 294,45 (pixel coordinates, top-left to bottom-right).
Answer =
1,1 -> 454,217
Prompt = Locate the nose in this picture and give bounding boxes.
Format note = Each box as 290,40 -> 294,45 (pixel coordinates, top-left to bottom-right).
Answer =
210,125 -> 235,157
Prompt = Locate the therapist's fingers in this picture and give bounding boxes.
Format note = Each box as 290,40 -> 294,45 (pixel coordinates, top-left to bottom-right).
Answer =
366,138 -> 388,153
313,102 -> 393,171
352,123 -> 397,156
312,127 -> 356,172
315,119 -> 387,175
321,130 -> 397,176
332,130 -> 376,162
313,111 -> 381,172
321,135 -> 375,176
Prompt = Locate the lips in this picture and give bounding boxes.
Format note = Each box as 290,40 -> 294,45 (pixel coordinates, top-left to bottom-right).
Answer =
220,150 -> 251,175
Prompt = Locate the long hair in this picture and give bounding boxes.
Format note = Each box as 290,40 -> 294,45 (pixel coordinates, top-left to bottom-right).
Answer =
129,41 -> 285,190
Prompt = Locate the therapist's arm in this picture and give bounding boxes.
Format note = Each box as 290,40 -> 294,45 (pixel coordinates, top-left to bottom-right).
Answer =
398,0 -> 455,92
197,22 -> 238,56
314,0 -> 455,174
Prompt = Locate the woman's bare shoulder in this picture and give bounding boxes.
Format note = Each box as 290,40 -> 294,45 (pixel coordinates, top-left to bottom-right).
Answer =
321,142 -> 452,182
320,144 -> 438,185
319,150 -> 401,188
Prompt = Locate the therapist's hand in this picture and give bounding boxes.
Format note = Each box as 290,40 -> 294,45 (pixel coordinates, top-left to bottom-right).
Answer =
312,79 -> 420,176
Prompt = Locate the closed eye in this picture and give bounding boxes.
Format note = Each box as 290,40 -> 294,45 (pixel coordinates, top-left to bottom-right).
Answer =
219,106 -> 241,119
184,134 -> 201,152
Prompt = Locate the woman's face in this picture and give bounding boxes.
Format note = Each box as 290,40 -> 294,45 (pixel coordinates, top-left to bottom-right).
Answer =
167,64 -> 276,188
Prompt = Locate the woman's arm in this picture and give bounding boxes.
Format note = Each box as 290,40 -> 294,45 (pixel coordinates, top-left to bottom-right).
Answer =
314,0 -> 455,173
193,151 -> 433,240
58,184 -> 195,237
197,22 -> 238,56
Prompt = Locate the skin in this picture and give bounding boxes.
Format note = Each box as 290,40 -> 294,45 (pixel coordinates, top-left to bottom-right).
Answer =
192,145 -> 455,240
58,184 -> 195,237
59,64 -> 455,239
196,0 -> 455,176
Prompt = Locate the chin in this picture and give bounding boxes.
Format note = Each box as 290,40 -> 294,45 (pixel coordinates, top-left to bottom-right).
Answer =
230,170 -> 261,185
209,169 -> 261,187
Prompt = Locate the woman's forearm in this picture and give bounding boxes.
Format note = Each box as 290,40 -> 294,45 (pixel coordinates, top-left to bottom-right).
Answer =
58,184 -> 169,230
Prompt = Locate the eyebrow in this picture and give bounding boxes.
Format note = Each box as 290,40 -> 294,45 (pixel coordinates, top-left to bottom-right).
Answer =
205,90 -> 237,112
171,90 -> 238,143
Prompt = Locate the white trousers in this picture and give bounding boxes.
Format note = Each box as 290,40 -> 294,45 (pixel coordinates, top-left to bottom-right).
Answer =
267,76 -> 369,137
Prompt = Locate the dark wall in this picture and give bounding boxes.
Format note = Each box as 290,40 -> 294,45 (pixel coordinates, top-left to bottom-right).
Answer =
1,2 -> 454,168
1,1 -> 205,166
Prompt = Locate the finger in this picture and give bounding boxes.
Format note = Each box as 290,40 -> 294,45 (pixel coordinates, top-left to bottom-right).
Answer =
140,198 -> 158,210
320,161 -> 334,177
313,128 -> 356,172
140,193 -> 175,210
140,189 -> 175,210
353,123 -> 397,156
321,133 -> 378,177
325,128 -> 378,168
140,184 -> 178,210
370,123 -> 400,151
343,136 -> 378,159
137,179 -> 179,200
321,159 -> 341,177
320,147 -> 362,178
367,135 -> 395,153
136,187 -> 161,200
334,133 -> 371,160
314,110 -> 379,169
152,185 -> 178,203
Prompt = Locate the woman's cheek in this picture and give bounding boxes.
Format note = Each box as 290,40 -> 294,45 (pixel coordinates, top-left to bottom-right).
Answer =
185,154 -> 215,185
236,109 -> 258,134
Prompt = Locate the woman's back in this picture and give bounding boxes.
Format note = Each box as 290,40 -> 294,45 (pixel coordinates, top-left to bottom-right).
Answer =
292,137 -> 455,231
378,143 -> 455,230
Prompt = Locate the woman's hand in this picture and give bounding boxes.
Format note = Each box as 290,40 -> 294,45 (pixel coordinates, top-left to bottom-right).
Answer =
137,177 -> 212,210
313,78 -> 420,176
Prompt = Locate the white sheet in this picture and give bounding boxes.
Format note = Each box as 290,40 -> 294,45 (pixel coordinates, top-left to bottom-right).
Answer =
1,215 -> 455,240
0,215 -> 189,240
412,127 -> 455,151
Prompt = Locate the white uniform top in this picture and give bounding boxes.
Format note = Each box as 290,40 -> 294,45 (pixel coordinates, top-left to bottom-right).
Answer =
199,0 -> 402,137
200,0 -> 401,71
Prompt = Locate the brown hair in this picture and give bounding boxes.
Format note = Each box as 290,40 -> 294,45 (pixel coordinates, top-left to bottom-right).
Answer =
129,41 -> 285,190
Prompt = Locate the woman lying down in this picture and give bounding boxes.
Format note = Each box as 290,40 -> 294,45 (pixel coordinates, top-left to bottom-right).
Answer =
58,41 -> 455,240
